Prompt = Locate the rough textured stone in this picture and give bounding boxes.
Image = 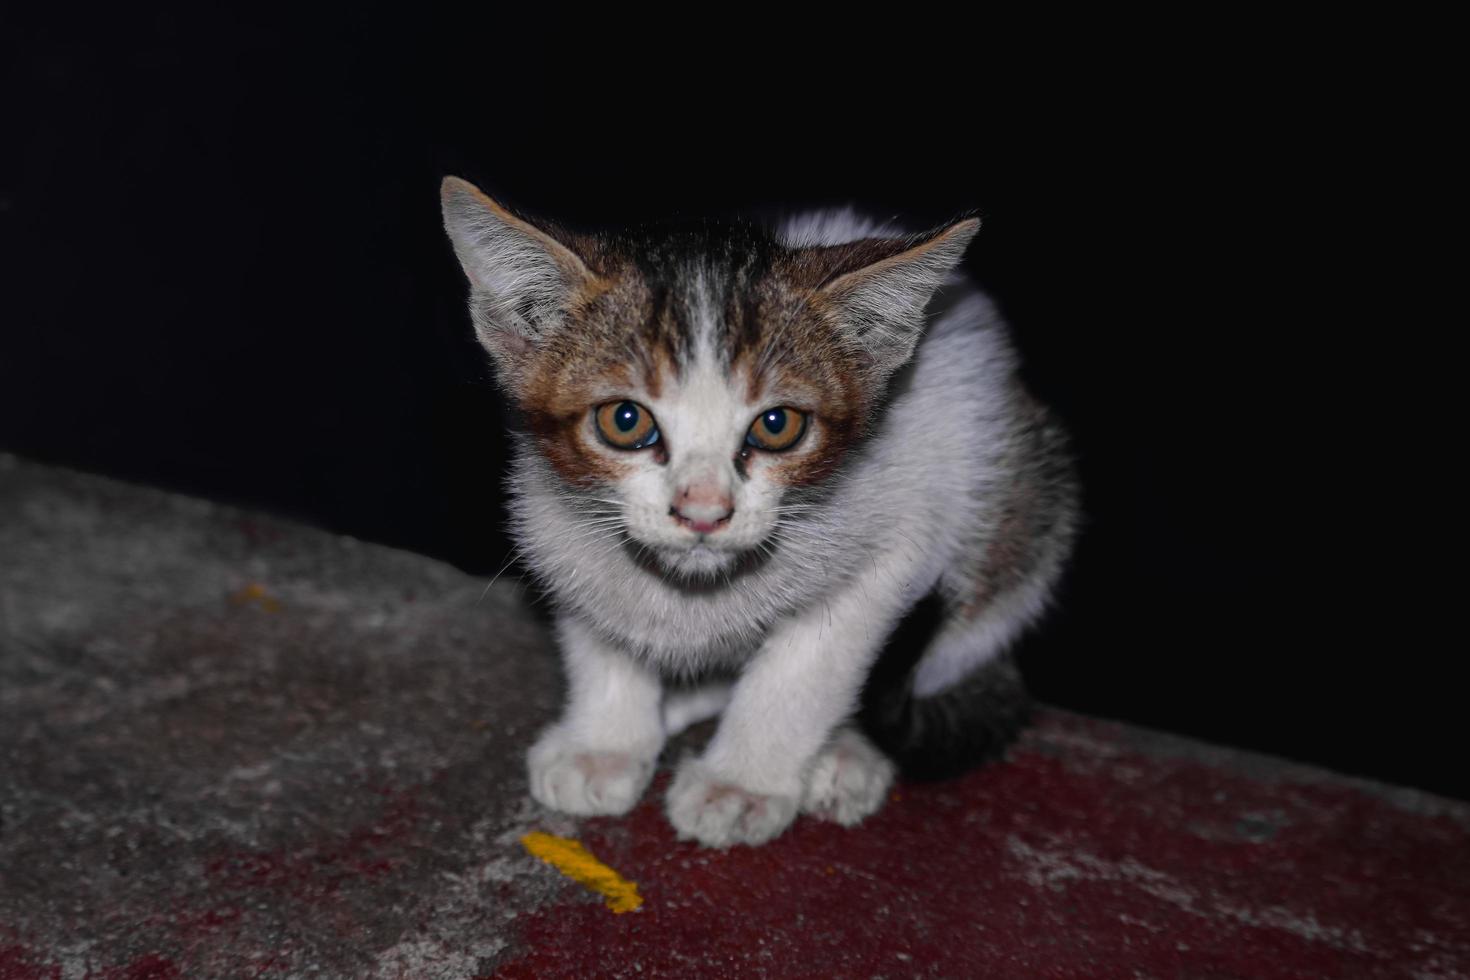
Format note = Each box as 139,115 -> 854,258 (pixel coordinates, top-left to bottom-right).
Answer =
2,455 -> 1467,978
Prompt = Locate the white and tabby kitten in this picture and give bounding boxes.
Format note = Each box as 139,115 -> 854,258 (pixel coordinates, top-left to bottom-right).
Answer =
441,177 -> 1078,847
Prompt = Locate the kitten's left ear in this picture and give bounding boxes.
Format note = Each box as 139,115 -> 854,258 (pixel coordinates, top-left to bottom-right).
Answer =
815,218 -> 980,379
440,176 -> 599,392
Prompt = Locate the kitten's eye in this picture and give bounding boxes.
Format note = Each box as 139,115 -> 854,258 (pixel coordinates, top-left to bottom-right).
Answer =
745,407 -> 807,452
595,400 -> 661,451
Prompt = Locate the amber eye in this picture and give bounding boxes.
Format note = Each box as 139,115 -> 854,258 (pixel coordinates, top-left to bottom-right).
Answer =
745,407 -> 807,452
595,400 -> 661,450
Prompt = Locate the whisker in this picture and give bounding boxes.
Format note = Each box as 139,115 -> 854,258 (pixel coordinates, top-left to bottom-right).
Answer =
480,547 -> 524,600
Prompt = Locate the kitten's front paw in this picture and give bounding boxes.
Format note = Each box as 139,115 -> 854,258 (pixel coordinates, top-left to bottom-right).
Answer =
527,726 -> 658,816
800,727 -> 896,826
665,757 -> 798,848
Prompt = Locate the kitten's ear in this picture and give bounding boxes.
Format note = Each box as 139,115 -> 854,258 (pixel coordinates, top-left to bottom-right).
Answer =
814,218 -> 979,379
440,176 -> 598,389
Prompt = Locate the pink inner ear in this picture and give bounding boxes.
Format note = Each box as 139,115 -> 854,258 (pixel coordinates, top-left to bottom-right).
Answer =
498,330 -> 534,358
478,324 -> 536,371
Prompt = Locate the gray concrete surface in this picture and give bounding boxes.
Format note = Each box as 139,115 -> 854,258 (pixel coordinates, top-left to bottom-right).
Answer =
0,454 -> 572,975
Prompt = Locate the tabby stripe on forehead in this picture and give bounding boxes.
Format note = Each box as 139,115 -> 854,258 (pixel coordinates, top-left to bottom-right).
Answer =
631,285 -> 673,395
649,282 -> 696,372
726,288 -> 766,372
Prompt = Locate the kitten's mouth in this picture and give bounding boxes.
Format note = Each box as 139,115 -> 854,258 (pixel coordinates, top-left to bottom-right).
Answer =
627,537 -> 766,583
657,542 -> 736,576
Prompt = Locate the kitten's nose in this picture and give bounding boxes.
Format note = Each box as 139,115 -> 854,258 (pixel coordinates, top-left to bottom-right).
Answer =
670,481 -> 734,534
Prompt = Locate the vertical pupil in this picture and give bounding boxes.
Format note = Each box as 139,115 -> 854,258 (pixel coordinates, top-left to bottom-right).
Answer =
616,403 -> 638,432
764,409 -> 786,433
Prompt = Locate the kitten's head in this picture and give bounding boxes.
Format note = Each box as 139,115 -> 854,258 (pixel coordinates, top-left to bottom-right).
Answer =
441,177 -> 976,579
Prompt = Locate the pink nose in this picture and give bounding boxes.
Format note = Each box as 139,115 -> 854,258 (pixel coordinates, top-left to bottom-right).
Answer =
671,483 -> 734,534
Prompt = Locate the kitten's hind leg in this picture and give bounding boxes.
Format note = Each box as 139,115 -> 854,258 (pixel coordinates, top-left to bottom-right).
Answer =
800,726 -> 896,826
859,589 -> 1037,783
528,617 -> 664,816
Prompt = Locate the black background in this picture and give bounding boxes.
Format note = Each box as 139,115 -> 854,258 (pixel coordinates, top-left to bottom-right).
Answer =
3,13 -> 1454,795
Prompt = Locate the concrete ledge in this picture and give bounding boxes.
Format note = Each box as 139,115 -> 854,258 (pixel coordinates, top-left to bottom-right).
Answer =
2,456 -> 1467,977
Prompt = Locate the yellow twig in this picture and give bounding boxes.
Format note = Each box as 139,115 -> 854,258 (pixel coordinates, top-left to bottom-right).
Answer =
520,831 -> 643,913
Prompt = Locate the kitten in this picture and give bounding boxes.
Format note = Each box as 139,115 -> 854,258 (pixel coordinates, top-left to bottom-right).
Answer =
441,177 -> 1079,847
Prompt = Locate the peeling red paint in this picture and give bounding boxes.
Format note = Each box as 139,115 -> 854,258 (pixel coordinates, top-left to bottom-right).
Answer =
492,714 -> 1470,978
93,954 -> 182,980
0,945 -> 61,980
203,784 -> 427,900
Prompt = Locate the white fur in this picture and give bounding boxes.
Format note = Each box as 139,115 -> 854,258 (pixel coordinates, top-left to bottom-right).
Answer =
800,726 -> 897,826
525,617 -> 664,816
779,207 -> 901,246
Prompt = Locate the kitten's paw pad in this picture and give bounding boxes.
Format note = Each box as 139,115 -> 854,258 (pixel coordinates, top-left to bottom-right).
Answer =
527,729 -> 657,817
665,759 -> 798,848
800,728 -> 897,826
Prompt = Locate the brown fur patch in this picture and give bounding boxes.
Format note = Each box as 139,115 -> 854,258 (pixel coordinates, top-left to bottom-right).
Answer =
516,261 -> 685,488
963,494 -> 1032,618
723,267 -> 876,488
743,224 -> 976,485
750,359 -> 864,490
957,395 -> 1074,621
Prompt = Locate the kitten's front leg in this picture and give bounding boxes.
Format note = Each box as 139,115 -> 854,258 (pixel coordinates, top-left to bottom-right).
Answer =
665,579 -> 909,847
528,616 -> 664,816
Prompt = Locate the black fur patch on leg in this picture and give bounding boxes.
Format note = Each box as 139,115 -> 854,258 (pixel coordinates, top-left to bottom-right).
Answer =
858,594 -> 1032,782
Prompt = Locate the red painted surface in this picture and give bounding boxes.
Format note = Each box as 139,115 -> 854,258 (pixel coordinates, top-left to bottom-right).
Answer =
0,945 -> 60,980
493,714 -> 1470,978
96,955 -> 183,980
203,784 -> 425,898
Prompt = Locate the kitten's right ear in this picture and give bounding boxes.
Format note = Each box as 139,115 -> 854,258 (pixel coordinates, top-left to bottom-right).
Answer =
440,177 -> 598,389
